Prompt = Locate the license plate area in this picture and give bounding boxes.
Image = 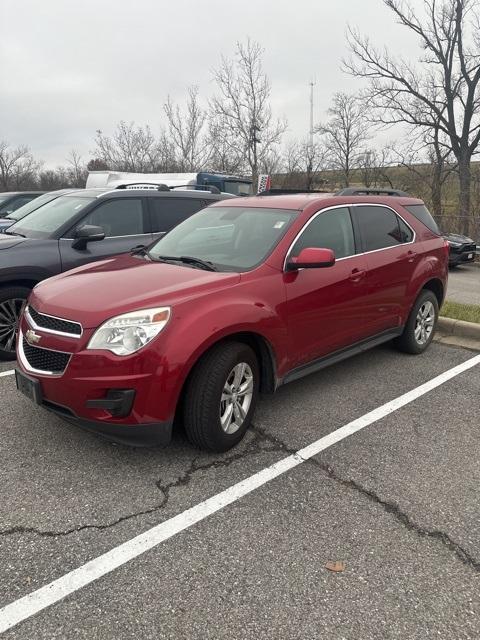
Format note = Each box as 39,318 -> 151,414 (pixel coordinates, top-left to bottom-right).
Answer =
15,369 -> 43,405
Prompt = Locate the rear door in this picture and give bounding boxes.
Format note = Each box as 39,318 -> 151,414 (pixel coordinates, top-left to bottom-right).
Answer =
352,204 -> 417,333
284,206 -> 370,367
58,197 -> 152,271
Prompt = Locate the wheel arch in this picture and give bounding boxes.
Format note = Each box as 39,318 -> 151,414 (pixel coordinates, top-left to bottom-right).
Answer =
421,278 -> 445,308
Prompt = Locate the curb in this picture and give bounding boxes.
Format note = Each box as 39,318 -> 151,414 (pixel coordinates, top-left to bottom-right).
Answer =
437,316 -> 480,340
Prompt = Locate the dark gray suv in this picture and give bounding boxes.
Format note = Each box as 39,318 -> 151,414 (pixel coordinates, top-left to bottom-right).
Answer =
0,186 -> 233,359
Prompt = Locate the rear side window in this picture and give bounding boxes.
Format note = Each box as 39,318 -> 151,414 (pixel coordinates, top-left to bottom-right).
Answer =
150,198 -> 205,233
356,206 -> 413,252
404,204 -> 440,235
291,207 -> 355,259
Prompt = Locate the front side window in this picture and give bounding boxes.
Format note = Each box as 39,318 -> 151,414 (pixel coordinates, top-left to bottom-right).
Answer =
291,207 -> 355,259
150,198 -> 205,233
356,206 -> 413,252
78,199 -> 144,237
148,206 -> 298,271
8,196 -> 95,239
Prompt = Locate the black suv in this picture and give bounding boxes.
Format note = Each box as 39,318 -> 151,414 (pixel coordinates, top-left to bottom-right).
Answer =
0,191 -> 44,216
0,186 -> 233,359
443,232 -> 477,267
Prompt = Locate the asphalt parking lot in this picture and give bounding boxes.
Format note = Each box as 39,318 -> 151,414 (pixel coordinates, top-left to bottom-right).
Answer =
1,340 -> 479,639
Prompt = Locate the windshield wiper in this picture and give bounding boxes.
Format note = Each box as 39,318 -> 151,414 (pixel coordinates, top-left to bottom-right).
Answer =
154,255 -> 218,272
3,230 -> 26,238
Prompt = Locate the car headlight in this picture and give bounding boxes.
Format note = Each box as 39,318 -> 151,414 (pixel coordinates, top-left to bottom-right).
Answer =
447,241 -> 462,248
87,307 -> 171,355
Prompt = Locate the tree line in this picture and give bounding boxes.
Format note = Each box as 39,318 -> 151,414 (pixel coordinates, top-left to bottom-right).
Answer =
1,1 -> 479,236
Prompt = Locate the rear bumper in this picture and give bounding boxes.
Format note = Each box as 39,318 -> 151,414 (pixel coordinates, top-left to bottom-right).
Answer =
42,396 -> 172,447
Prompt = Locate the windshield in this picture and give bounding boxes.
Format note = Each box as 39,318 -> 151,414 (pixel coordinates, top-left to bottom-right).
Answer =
7,192 -> 61,222
0,195 -> 10,205
8,195 -> 95,239
148,206 -> 298,271
224,181 -> 253,196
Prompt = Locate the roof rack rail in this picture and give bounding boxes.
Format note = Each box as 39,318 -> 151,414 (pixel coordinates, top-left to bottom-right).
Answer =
115,182 -> 170,191
335,187 -> 410,197
169,184 -> 221,194
258,188 -> 331,196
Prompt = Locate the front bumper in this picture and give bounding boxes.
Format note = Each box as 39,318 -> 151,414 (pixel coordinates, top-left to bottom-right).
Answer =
15,368 -> 173,447
449,248 -> 476,265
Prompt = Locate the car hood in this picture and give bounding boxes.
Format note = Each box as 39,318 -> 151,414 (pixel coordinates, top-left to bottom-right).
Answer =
443,233 -> 475,244
30,253 -> 241,329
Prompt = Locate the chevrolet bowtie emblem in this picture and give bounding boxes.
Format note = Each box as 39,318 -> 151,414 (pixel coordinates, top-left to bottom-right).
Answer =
25,329 -> 41,345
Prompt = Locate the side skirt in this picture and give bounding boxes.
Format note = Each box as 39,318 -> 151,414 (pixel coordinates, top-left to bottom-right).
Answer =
281,328 -> 404,386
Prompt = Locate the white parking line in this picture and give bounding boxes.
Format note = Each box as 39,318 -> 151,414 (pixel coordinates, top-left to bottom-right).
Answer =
0,370 -> 14,378
1,353 -> 479,634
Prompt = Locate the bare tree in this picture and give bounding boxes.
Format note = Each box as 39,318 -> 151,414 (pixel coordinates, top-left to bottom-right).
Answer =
0,141 -> 41,190
66,150 -> 88,187
387,130 -> 456,216
92,121 -> 169,172
346,0 -> 480,234
205,115 -> 246,174
210,39 -> 287,185
164,86 -> 211,171
281,139 -> 329,190
316,92 -> 370,187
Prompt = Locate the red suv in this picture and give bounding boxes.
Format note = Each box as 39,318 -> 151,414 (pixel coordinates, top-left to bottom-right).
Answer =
15,191 -> 449,451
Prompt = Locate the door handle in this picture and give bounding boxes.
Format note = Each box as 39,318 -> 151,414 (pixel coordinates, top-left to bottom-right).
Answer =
407,250 -> 418,263
349,268 -> 366,282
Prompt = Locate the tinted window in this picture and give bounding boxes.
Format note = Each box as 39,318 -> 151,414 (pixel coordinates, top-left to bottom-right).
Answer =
150,198 -> 205,233
149,207 -> 297,271
291,207 -> 355,259
357,206 -> 411,251
79,199 -> 144,237
8,192 -> 59,221
9,196 -> 95,239
0,195 -> 36,215
398,217 -> 414,243
404,204 -> 440,235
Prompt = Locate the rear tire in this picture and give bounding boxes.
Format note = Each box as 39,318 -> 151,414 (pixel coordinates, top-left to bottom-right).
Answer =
0,286 -> 30,361
184,342 -> 259,452
394,290 -> 439,355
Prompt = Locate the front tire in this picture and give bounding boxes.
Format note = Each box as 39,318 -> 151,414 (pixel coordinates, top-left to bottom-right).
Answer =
394,290 -> 439,355
0,286 -> 30,361
184,342 -> 259,452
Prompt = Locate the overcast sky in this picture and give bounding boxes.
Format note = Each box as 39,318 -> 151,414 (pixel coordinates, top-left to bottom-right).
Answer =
0,0 -> 423,168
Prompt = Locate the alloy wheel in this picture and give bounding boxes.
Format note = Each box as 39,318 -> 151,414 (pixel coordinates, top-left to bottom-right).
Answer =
0,298 -> 24,354
220,362 -> 254,435
414,300 -> 435,345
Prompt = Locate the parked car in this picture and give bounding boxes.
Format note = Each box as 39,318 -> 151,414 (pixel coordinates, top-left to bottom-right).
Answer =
0,189 -> 75,233
0,185 -> 232,359
15,189 -> 448,451
0,191 -> 44,217
443,232 -> 477,267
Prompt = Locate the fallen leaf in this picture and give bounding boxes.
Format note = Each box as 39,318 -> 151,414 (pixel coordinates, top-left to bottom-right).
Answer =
325,561 -> 346,573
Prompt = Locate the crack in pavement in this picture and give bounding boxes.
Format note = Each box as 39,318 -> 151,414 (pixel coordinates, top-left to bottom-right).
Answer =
1,422 -> 478,576
307,456 -> 480,574
0,429 -> 284,539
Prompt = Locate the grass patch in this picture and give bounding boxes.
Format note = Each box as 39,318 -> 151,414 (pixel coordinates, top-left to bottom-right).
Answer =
441,301 -> 480,324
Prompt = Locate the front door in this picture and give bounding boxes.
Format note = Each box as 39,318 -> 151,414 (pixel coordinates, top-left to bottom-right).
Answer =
284,206 -> 369,369
59,197 -> 152,272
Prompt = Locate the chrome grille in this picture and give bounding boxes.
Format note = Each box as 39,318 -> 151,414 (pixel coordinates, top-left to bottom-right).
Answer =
28,306 -> 82,336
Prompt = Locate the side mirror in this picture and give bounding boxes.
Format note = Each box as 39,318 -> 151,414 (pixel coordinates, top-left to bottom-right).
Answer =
72,224 -> 105,249
72,225 -> 105,250
286,247 -> 336,271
